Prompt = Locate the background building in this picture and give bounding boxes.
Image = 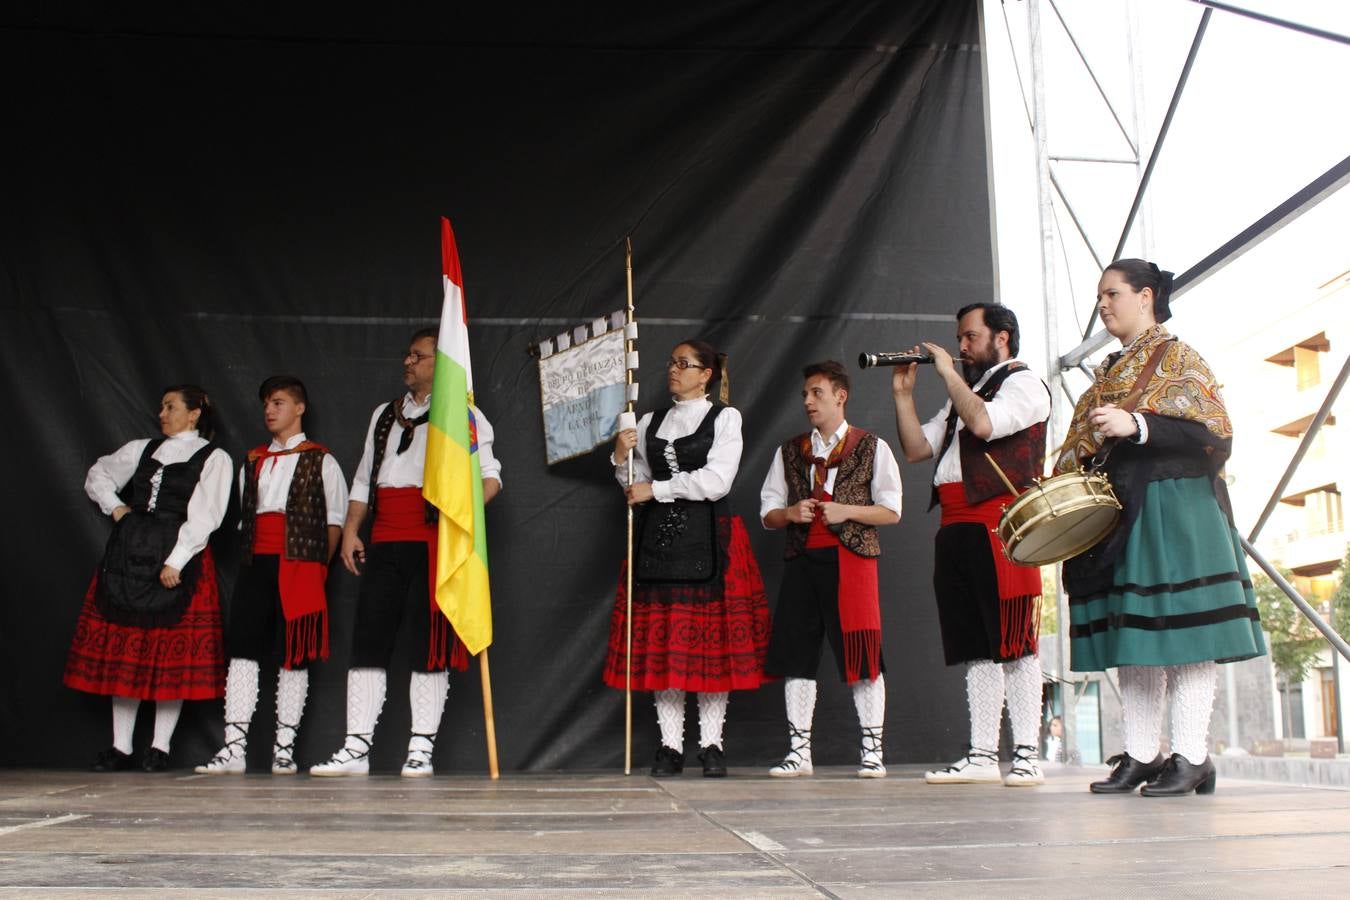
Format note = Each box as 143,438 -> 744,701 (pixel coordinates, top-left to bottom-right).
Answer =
1219,264 -> 1349,752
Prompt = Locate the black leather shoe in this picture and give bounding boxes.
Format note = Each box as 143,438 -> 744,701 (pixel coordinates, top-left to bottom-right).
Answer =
698,745 -> 727,778
141,747 -> 171,773
650,746 -> 684,777
1140,753 -> 1216,797
92,747 -> 134,772
1089,752 -> 1166,793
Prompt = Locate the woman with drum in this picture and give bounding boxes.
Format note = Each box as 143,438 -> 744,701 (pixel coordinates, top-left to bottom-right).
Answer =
606,340 -> 771,777
64,385 -> 232,772
1056,259 -> 1265,796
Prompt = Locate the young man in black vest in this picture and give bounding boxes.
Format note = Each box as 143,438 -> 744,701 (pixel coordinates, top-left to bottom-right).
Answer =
760,360 -> 903,778
891,302 -> 1050,786
311,328 -> 502,777
197,376 -> 348,775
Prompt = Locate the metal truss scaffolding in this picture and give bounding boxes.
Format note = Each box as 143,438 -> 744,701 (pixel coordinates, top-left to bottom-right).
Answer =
991,0 -> 1350,758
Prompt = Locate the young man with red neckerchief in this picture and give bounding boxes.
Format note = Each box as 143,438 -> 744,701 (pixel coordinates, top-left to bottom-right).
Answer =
760,360 -> 902,779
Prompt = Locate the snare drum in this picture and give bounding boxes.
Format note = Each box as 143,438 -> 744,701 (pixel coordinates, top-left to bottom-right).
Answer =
997,470 -> 1121,567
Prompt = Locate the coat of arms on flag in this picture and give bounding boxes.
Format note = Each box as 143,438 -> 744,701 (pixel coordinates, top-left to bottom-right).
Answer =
536,312 -> 638,464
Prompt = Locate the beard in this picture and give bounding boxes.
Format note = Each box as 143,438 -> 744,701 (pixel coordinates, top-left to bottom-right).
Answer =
962,351 -> 997,385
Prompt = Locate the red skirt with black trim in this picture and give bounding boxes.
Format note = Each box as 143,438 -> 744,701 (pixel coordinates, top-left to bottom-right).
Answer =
63,549 -> 226,701
604,515 -> 771,693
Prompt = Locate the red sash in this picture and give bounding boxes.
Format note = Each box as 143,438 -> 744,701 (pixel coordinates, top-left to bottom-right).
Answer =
253,512 -> 329,667
372,487 -> 469,671
938,482 -> 1041,657
806,490 -> 880,683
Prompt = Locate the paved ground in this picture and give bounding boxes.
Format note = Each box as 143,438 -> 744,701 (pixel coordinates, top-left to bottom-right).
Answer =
1,764 -> 1348,896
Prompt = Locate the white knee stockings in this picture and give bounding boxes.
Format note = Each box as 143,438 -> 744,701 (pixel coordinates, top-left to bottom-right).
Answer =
771,677 -> 885,776
111,697 -> 140,754
220,658 -> 262,759
1120,661 -> 1217,765
967,660 -> 1005,752
346,667 -> 388,747
967,656 -> 1042,752
1003,655 -> 1042,748
110,697 -> 182,755
654,689 -> 685,750
769,678 -> 818,776
653,689 -> 730,750
405,670 -> 449,773
697,692 -> 729,749
273,667 -> 309,772
851,674 -> 885,730
1169,661 -> 1217,764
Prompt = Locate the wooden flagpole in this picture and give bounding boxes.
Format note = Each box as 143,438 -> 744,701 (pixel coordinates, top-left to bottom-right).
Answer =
480,648 -> 500,780
623,237 -> 636,776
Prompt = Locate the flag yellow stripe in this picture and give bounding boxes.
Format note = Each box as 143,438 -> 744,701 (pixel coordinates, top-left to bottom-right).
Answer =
425,425 -> 492,654
436,538 -> 492,652
425,426 -> 473,529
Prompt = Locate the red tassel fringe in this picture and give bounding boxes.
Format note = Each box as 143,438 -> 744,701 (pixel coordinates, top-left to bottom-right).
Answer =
843,628 -> 882,683
999,594 -> 1040,659
283,610 -> 329,669
427,611 -> 470,672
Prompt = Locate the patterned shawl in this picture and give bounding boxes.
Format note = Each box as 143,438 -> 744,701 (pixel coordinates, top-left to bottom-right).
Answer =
1055,324 -> 1231,474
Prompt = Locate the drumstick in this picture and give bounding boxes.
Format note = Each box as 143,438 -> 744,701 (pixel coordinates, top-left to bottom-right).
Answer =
984,453 -> 1021,497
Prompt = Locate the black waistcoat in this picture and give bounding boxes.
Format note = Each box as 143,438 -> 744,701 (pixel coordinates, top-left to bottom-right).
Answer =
634,403 -> 726,584
126,439 -> 215,517
366,399 -> 437,528
97,439 -> 218,627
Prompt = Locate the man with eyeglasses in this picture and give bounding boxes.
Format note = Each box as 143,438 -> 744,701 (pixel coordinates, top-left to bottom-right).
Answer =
311,328 -> 502,777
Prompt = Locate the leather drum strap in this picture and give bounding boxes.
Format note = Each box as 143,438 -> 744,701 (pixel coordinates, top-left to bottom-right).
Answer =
1090,337 -> 1175,468
1119,337 -> 1175,413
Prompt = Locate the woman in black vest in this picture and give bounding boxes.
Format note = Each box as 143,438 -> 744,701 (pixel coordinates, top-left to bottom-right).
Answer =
64,385 -> 232,772
605,340 -> 771,777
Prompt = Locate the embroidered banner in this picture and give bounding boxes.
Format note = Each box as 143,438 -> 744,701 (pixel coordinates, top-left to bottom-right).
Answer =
538,312 -> 632,464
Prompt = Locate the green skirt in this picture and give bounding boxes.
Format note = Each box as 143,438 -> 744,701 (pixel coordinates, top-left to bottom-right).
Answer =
1069,476 -> 1266,671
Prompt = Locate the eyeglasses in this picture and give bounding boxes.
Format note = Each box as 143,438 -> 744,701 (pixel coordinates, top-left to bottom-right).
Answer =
404,351 -> 435,363
667,358 -> 709,371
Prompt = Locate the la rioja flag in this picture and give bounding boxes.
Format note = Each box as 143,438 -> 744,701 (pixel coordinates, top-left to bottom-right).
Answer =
423,217 -> 492,655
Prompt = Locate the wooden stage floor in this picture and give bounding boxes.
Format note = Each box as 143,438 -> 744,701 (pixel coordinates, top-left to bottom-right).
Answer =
2,764 -> 1348,897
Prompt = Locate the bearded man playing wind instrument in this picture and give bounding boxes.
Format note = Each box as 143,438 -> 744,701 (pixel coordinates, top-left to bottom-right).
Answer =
891,302 -> 1050,787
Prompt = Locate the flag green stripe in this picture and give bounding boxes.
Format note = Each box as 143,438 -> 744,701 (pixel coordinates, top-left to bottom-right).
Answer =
429,350 -> 470,447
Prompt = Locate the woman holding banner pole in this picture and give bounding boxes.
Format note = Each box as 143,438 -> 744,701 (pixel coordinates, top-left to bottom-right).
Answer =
605,340 -> 770,777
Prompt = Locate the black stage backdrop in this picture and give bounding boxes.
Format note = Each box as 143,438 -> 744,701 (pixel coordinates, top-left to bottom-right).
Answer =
0,2 -> 1008,771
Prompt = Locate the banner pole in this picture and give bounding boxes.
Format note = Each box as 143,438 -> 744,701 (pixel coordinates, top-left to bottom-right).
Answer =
480,648 -> 500,780
624,237 -> 636,777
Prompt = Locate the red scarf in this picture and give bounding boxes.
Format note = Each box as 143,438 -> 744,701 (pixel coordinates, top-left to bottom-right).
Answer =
938,482 -> 1041,657
803,430 -> 853,500
249,441 -> 332,668
372,487 -> 469,671
252,513 -> 329,666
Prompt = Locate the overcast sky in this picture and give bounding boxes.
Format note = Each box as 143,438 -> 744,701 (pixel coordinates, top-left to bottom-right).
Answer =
980,0 -> 1349,379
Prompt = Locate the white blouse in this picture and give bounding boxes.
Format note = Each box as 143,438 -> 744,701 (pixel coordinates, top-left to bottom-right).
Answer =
84,430 -> 233,571
613,396 -> 742,503
238,432 -> 348,527
349,394 -> 502,505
